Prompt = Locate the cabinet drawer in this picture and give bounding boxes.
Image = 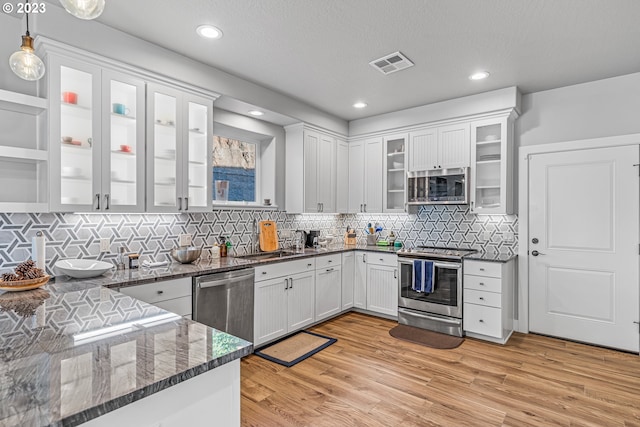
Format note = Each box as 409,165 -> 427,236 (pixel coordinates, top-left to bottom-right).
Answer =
255,258 -> 315,281
464,260 -> 502,278
120,278 -> 191,304
316,254 -> 341,269
463,303 -> 502,338
465,289 -> 501,308
366,252 -> 397,267
464,274 -> 502,293
154,296 -> 192,317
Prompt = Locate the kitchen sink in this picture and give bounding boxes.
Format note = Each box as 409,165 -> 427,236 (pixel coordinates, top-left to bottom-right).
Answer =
234,250 -> 300,261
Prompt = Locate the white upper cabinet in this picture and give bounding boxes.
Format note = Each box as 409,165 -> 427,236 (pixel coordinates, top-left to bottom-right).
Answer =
336,138 -> 349,213
48,55 -> 146,213
285,124 -> 342,213
408,122 -> 470,171
349,138 -> 383,213
147,84 -> 213,213
383,133 -> 407,212
469,111 -> 516,215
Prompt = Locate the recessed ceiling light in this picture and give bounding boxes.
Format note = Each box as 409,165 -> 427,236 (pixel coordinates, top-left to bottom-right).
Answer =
196,25 -> 223,40
469,71 -> 490,81
248,110 -> 264,116
353,102 -> 368,109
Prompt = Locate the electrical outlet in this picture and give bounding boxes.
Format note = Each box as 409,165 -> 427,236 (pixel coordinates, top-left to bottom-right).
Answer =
179,233 -> 192,246
481,231 -> 492,241
100,238 -> 110,252
279,229 -> 292,238
504,232 -> 515,243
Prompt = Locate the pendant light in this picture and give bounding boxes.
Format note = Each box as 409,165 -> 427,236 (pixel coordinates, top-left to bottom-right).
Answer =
9,1 -> 45,81
59,0 -> 105,20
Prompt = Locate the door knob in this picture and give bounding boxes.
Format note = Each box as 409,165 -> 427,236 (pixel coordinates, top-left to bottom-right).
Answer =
531,250 -> 545,256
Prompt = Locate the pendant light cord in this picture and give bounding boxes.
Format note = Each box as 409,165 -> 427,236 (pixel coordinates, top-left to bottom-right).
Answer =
25,0 -> 30,37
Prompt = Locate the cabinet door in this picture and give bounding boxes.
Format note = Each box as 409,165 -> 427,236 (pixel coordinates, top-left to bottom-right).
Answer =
315,266 -> 342,321
354,252 -> 367,309
363,138 -> 383,213
438,123 -> 470,169
383,133 -> 407,212
101,70 -> 145,213
49,56 -> 102,212
341,252 -> 355,310
408,127 -> 438,171
254,277 -> 288,346
287,271 -> 315,331
183,94 -> 213,212
470,116 -> 511,214
366,264 -> 398,316
348,141 -> 364,213
336,139 -> 349,213
317,133 -> 336,213
147,83 -> 182,212
303,130 -> 319,212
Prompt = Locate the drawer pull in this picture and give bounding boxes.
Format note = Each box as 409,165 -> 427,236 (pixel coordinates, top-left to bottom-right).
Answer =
479,319 -> 484,323
307,263 -> 313,267
157,290 -> 164,294
380,258 -> 384,262
479,282 -> 485,286
479,268 -> 485,271
479,297 -> 485,300
262,271 -> 267,275
328,260 -> 333,263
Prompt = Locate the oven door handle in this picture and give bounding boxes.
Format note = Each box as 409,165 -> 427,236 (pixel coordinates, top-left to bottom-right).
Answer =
398,308 -> 461,325
398,259 -> 461,269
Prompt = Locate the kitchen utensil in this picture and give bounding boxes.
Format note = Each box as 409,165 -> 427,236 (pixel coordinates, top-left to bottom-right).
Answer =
366,234 -> 377,246
259,220 -> 278,252
0,275 -> 50,292
170,246 -> 202,264
62,91 -> 77,104
54,259 -> 113,278
306,230 -> 320,248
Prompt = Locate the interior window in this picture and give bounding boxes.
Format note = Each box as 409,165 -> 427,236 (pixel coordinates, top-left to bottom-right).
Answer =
212,136 -> 257,203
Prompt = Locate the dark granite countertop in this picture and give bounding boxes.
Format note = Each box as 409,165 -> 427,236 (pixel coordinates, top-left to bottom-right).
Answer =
0,280 -> 252,427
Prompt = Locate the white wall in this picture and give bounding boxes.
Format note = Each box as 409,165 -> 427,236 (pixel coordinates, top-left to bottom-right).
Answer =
517,73 -> 640,146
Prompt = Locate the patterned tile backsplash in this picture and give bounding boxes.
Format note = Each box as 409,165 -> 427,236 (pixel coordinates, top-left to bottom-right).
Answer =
0,206 -> 517,275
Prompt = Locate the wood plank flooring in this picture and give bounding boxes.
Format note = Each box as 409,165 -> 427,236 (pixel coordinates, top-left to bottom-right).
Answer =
241,312 -> 640,426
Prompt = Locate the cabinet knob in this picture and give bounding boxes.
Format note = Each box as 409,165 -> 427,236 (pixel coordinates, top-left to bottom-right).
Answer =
479,268 -> 485,271
438,165 -> 441,168
157,290 -> 164,294
262,271 -> 267,275
479,282 -> 485,286
479,297 -> 484,300
307,263 -> 313,267
479,319 -> 484,323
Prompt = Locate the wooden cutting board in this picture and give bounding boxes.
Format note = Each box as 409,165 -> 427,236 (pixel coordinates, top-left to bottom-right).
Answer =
259,220 -> 278,252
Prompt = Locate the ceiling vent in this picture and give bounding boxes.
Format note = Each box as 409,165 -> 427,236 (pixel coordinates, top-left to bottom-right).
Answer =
369,51 -> 414,75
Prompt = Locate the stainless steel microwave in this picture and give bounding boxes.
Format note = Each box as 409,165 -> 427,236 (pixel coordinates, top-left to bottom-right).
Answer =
407,167 -> 469,205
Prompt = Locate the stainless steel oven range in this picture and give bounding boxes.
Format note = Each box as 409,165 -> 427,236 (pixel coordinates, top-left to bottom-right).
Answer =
397,246 -> 477,337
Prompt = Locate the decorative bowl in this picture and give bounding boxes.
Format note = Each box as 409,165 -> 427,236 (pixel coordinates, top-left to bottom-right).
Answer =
54,259 -> 113,279
170,246 -> 202,264
0,275 -> 50,292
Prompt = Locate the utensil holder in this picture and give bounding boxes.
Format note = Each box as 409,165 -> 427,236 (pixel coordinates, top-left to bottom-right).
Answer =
366,234 -> 377,246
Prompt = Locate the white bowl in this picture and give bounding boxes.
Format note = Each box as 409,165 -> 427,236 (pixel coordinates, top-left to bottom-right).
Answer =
392,161 -> 403,169
54,259 -> 114,278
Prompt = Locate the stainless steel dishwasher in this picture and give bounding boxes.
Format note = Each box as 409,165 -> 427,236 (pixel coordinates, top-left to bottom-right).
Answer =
193,268 -> 255,342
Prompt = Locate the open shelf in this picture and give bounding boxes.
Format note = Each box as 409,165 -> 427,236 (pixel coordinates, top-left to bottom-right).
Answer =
476,139 -> 501,145
0,89 -> 47,114
387,151 -> 405,157
0,146 -> 47,162
111,113 -> 136,121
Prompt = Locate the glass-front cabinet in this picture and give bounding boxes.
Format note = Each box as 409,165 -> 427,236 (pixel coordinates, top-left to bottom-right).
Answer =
48,55 -> 145,212
382,133 -> 407,212
147,84 -> 212,213
469,112 -> 515,215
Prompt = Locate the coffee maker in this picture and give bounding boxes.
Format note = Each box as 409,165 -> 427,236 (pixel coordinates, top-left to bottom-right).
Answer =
305,230 -> 320,248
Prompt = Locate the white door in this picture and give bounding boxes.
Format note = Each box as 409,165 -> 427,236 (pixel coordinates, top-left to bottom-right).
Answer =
348,141 -> 365,213
303,130 -> 319,213
366,264 -> 398,317
253,277 -> 287,346
287,271 -> 315,331
315,267 -> 342,321
317,133 -> 336,213
408,127 -> 438,171
341,252 -> 355,310
529,145 -> 639,352
354,252 -> 367,309
438,123 -> 470,169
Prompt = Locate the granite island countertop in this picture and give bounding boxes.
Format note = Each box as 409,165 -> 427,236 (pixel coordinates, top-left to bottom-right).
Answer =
0,280 -> 252,427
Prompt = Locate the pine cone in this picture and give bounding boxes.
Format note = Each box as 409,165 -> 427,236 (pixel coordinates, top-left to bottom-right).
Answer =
24,268 -> 44,279
15,259 -> 35,279
1,273 -> 19,282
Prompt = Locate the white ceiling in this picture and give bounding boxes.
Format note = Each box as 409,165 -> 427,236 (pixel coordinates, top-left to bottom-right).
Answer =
93,0 -> 640,122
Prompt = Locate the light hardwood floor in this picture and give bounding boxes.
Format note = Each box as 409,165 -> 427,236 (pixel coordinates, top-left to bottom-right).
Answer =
241,312 -> 640,426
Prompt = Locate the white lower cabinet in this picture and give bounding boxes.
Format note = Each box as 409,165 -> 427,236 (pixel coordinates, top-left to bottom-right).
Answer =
315,254 -> 342,321
254,259 -> 315,346
353,251 -> 398,317
354,252 -> 367,309
118,277 -> 192,318
341,252 -> 355,310
463,258 -> 515,344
